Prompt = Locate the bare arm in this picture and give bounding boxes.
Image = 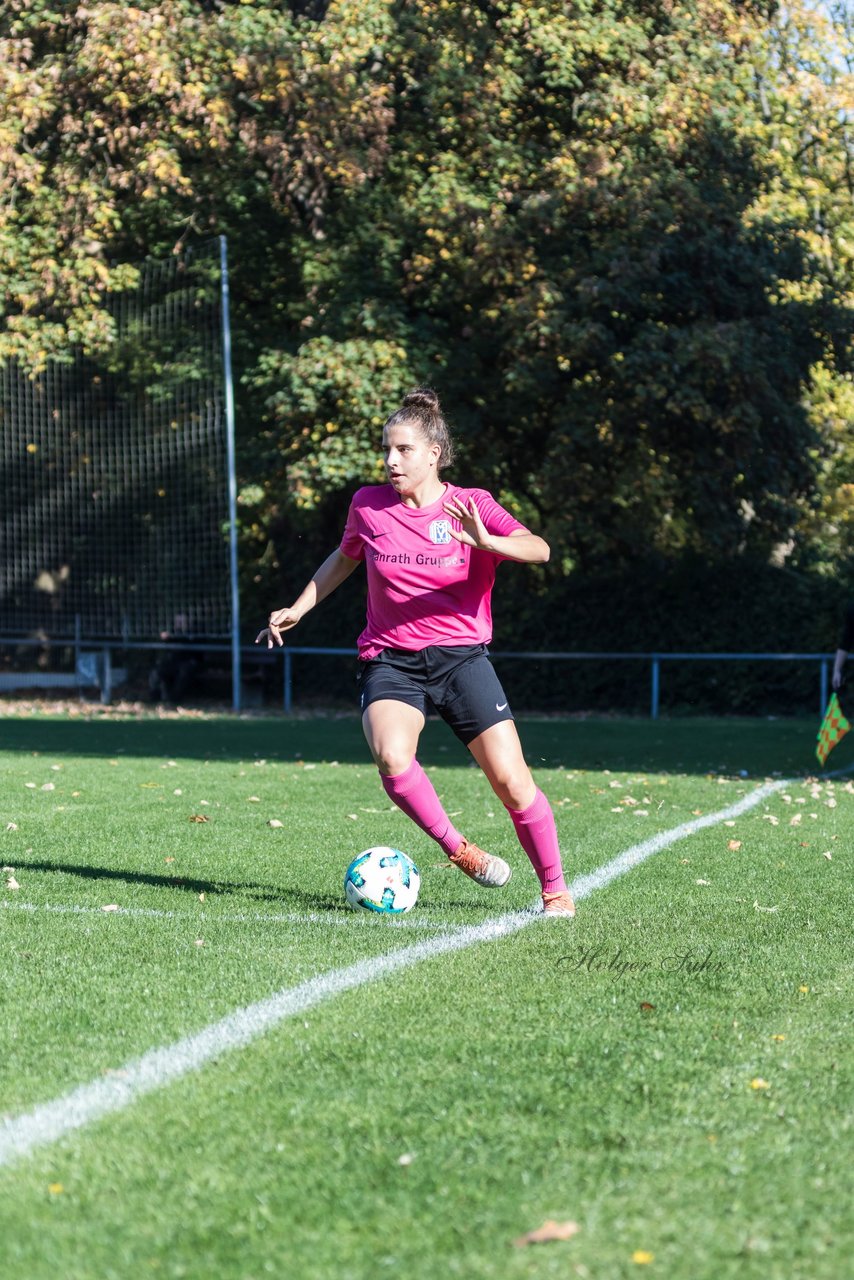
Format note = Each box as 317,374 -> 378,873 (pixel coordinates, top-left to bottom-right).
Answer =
255,549 -> 361,648
442,495 -> 550,564
833,648 -> 848,690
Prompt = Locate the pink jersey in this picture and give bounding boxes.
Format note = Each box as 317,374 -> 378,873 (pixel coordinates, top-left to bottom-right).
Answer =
339,482 -> 526,658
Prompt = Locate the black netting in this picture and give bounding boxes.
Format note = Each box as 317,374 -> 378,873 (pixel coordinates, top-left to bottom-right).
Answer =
0,239 -> 231,640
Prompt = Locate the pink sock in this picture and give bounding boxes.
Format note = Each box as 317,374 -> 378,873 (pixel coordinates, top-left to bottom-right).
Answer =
505,788 -> 567,893
381,759 -> 463,857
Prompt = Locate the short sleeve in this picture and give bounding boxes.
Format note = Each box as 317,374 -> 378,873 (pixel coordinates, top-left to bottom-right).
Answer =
465,488 -> 527,540
339,495 -> 366,562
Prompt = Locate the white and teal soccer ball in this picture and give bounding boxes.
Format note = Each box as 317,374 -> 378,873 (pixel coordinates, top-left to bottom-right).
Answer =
344,846 -> 420,915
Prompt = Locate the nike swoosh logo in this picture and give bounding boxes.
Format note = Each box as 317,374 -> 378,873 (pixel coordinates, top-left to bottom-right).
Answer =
496,702 -> 508,711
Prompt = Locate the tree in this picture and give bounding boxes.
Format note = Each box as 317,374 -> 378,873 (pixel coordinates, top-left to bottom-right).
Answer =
0,0 -> 393,364
1,0 -> 851,599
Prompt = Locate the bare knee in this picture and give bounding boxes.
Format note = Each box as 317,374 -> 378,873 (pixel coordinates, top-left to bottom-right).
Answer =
373,746 -> 415,777
490,765 -> 536,811
362,702 -> 423,777
468,722 -> 537,809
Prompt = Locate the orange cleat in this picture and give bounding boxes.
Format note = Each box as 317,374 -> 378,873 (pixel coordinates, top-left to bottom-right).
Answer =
448,839 -> 512,888
542,890 -> 576,918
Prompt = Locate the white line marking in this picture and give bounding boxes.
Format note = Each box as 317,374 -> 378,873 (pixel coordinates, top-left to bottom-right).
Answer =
569,777 -> 786,900
0,775 -> 804,1168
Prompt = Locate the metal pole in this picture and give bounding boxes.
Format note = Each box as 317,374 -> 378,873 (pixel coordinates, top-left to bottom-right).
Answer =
101,645 -> 112,705
74,614 -> 82,696
220,234 -> 241,713
284,649 -> 292,714
651,657 -> 660,720
820,659 -> 829,715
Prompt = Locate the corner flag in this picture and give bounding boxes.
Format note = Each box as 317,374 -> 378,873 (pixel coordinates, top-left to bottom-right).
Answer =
816,691 -> 850,767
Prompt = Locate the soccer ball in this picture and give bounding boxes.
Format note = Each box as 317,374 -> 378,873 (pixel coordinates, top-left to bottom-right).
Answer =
344,846 -> 420,915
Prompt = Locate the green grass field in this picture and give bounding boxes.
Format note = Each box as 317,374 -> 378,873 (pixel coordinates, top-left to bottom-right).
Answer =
1,710 -> 851,1280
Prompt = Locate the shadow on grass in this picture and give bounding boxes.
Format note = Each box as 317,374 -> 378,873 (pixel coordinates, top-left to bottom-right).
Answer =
10,855 -> 530,917
9,856 -> 344,910
0,710 -> 840,777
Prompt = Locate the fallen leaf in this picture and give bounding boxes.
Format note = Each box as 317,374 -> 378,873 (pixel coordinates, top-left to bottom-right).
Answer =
267,819 -> 284,828
397,1152 -> 416,1166
798,984 -> 810,993
753,901 -> 778,913
25,782 -> 36,789
822,851 -> 832,860
48,1183 -> 64,1195
189,814 -> 209,823
762,815 -> 779,825
640,1002 -> 655,1012
772,1034 -> 786,1042
247,796 -> 261,802
101,904 -> 120,912
632,1251 -> 655,1265
513,1220 -> 580,1248
750,1078 -> 770,1090
5,875 -> 20,890
6,822 -> 18,832
696,878 -> 711,886
727,840 -> 742,851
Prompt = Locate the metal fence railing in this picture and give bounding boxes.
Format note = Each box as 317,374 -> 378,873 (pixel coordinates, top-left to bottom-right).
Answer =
277,647 -> 837,719
0,639 -> 838,717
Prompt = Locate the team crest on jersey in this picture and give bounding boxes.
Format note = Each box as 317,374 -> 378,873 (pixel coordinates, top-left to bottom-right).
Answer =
428,519 -> 452,545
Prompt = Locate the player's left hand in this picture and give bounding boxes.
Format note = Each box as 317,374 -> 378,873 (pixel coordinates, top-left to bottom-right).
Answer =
443,495 -> 492,550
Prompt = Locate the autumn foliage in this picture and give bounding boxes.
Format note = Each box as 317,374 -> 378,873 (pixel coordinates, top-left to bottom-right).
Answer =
1,0 -> 851,587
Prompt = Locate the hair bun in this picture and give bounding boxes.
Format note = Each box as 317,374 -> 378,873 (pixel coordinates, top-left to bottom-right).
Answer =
402,386 -> 440,413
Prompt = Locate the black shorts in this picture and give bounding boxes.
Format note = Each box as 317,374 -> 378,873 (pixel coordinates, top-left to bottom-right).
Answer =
357,644 -> 514,746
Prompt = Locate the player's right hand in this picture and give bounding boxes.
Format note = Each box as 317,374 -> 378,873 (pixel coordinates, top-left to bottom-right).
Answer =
255,608 -> 301,648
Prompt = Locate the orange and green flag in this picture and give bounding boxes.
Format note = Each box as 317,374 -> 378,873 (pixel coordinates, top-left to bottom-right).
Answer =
816,692 -> 850,767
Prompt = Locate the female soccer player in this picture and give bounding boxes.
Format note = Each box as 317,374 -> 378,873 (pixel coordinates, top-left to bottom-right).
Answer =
257,387 -> 575,917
